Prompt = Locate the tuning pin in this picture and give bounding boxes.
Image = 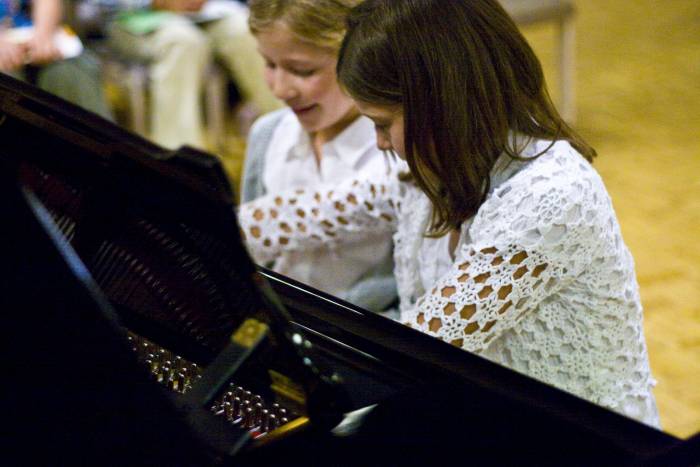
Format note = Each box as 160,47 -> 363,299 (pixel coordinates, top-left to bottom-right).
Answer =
239,399 -> 250,419
232,397 -> 243,421
243,407 -> 255,429
224,401 -> 234,421
179,368 -> 190,390
268,414 -> 278,430
260,409 -> 270,432
158,366 -> 170,384
167,371 -> 178,391
253,402 -> 264,427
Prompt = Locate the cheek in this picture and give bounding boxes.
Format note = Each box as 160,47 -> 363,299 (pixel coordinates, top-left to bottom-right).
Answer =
307,77 -> 337,104
309,72 -> 343,104
330,91 -> 356,114
303,77 -> 328,100
391,128 -> 405,157
263,68 -> 274,88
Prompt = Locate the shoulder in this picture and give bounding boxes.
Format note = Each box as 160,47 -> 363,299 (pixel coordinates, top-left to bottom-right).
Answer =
473,140 -> 614,249
496,139 -> 607,211
243,109 -> 290,181
515,140 -> 605,201
248,108 -> 291,140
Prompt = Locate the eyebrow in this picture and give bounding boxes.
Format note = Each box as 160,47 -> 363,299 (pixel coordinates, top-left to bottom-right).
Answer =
258,51 -> 317,66
262,49 -> 335,67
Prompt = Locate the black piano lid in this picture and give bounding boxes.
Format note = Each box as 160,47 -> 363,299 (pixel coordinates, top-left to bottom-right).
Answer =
1,172 -> 216,466
0,73 -> 697,466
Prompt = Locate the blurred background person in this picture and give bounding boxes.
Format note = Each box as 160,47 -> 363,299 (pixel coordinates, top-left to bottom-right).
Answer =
0,0 -> 112,118
86,0 -> 280,149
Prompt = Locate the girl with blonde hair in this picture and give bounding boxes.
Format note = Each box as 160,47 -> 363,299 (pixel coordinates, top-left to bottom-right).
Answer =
241,0 -> 397,312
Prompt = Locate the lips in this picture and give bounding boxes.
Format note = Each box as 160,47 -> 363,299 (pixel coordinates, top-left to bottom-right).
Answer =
291,104 -> 316,115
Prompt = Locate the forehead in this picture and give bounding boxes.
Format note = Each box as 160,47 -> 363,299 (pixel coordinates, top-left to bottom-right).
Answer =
255,21 -> 335,62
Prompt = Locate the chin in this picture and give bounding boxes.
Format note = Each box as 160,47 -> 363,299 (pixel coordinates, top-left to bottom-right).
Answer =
297,115 -> 329,133
297,119 -> 321,133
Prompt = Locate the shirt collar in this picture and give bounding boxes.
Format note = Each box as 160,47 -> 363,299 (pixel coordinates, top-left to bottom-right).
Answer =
283,112 -> 376,167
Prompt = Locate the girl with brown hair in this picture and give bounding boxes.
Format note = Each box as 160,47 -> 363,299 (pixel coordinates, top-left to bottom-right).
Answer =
239,0 -> 659,427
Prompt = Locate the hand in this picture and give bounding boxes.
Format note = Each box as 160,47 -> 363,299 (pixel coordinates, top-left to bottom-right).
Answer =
0,37 -> 28,71
152,0 -> 206,13
25,31 -> 62,65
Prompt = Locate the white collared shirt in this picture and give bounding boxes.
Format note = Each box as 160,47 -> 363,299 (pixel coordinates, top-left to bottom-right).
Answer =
261,109 -> 394,298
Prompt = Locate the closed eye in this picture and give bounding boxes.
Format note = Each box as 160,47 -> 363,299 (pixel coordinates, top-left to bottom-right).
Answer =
290,68 -> 317,77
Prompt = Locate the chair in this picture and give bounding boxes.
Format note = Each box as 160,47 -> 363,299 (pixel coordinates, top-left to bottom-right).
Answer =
500,0 -> 577,122
100,55 -> 229,151
68,1 -> 229,151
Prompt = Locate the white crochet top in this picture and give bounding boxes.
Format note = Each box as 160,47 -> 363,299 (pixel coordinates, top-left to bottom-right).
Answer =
239,138 -> 660,427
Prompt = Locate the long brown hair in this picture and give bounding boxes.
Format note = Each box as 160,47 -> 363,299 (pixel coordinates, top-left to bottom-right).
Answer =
337,0 -> 595,236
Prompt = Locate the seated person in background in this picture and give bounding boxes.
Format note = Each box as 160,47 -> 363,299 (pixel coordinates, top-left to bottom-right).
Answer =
0,0 -> 112,119
87,0 -> 281,149
239,0 -> 660,428
241,0 -> 398,313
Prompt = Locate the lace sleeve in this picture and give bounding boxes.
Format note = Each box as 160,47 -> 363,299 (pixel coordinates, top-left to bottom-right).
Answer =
404,244 -> 566,352
238,175 -> 400,265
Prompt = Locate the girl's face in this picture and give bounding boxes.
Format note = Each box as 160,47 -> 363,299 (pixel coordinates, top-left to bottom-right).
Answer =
256,22 -> 358,137
355,101 -> 405,158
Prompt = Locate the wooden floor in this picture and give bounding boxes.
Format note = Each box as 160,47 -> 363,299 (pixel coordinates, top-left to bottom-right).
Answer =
516,0 -> 700,438
211,0 -> 700,439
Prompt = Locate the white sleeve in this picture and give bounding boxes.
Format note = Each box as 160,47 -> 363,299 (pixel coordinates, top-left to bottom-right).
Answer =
404,147 -> 606,352
403,243 -> 565,351
238,170 -> 402,265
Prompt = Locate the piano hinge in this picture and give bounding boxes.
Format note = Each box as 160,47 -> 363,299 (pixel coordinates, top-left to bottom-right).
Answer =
231,318 -> 269,348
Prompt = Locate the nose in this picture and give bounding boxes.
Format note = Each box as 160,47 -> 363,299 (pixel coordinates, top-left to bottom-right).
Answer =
269,69 -> 298,101
375,131 -> 392,151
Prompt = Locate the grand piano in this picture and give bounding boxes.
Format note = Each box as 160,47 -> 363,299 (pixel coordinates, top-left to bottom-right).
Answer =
1,74 -> 697,466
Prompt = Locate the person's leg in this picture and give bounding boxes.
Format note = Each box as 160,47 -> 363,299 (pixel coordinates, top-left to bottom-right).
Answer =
36,50 -> 113,120
108,17 -> 211,149
204,5 -> 281,116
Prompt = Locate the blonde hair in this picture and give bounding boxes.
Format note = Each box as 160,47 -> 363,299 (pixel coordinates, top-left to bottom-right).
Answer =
248,0 -> 362,52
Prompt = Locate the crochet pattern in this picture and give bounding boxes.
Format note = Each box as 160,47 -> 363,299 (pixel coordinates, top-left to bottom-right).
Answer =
239,139 -> 659,427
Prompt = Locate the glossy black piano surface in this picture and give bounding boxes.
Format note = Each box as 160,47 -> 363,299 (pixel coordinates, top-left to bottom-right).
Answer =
1,74 -> 697,466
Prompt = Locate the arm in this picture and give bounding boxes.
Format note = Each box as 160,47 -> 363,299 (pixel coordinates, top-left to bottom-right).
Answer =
238,172 -> 401,266
404,146 -> 603,351
0,38 -> 27,71
26,0 -> 62,64
404,243 -> 565,352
